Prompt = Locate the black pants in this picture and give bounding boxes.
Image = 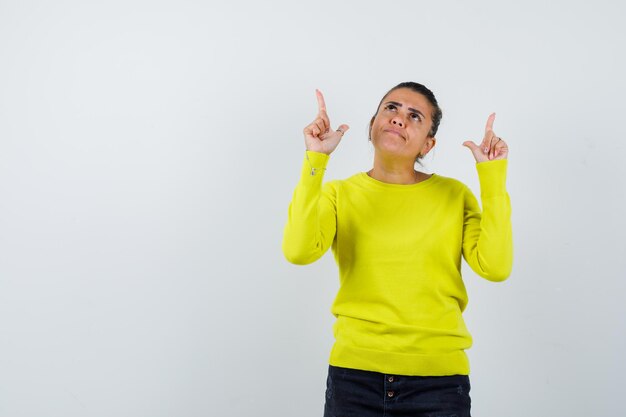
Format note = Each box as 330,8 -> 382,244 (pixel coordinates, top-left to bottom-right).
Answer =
323,365 -> 471,417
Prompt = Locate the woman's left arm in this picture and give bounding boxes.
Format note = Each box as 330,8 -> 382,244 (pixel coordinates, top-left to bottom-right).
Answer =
461,113 -> 513,281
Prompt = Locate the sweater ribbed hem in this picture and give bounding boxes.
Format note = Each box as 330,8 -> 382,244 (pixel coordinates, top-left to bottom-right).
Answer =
329,341 -> 470,376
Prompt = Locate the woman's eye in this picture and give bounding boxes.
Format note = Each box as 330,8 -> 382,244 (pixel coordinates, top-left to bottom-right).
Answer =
384,104 -> 396,110
411,113 -> 421,121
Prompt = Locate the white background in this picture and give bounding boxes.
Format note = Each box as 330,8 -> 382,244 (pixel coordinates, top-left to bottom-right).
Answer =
1,0 -> 624,416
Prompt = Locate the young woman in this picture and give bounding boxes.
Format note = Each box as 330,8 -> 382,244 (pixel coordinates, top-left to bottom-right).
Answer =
282,82 -> 512,417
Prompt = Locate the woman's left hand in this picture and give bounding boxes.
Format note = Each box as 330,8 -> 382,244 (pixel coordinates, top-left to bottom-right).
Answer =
463,113 -> 509,162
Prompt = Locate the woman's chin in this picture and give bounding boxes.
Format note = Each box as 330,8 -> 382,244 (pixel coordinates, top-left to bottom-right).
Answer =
374,138 -> 408,153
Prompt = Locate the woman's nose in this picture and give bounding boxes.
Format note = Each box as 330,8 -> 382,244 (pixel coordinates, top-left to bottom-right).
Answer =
391,117 -> 404,128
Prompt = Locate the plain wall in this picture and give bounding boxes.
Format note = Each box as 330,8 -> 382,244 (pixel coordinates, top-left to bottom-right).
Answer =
0,0 -> 624,416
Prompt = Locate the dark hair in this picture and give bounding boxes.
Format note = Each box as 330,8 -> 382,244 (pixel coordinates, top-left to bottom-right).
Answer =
368,81 -> 443,162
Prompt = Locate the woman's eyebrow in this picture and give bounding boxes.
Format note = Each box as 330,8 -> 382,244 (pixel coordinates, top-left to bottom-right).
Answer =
385,101 -> 426,119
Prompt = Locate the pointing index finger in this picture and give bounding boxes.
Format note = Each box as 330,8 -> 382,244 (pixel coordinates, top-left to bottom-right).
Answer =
316,89 -> 327,113
485,112 -> 496,133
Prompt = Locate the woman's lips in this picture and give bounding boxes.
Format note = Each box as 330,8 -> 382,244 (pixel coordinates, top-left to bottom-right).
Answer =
383,129 -> 405,139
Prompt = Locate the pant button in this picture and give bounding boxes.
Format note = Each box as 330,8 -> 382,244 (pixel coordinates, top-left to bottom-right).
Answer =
387,376 -> 394,383
387,390 -> 394,397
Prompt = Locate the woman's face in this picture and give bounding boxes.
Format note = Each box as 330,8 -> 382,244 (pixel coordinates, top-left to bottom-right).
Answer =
369,88 -> 436,161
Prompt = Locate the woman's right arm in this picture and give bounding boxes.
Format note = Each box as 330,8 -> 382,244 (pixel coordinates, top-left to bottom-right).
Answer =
281,90 -> 349,265
282,151 -> 337,265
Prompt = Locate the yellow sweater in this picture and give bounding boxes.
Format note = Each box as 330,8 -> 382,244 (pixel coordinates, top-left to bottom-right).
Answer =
282,150 -> 513,376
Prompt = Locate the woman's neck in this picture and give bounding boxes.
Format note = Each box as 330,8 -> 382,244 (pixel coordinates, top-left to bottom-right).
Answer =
367,159 -> 431,184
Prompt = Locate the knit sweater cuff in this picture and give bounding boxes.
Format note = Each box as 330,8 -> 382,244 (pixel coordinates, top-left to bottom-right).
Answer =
476,159 -> 508,198
300,150 -> 330,181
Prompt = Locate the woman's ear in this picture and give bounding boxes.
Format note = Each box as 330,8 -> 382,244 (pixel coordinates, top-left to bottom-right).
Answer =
422,137 -> 436,155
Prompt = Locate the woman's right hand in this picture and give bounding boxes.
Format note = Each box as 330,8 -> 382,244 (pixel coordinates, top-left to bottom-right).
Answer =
303,89 -> 349,155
